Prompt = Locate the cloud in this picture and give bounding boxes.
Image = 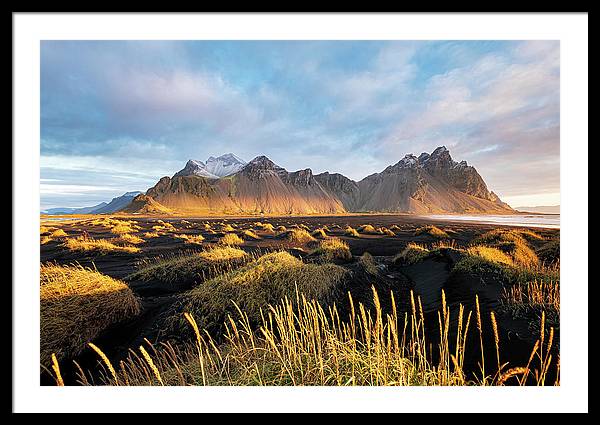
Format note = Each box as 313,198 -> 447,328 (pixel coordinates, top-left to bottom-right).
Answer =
41,40 -> 560,208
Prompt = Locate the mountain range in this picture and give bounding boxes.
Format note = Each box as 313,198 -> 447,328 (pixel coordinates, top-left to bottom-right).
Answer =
130,148 -> 514,215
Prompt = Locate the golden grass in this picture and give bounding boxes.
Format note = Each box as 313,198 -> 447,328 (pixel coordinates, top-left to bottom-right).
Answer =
357,224 -> 382,234
275,225 -> 287,232
50,228 -> 68,238
40,264 -> 140,364
472,229 -> 539,268
198,246 -> 248,262
221,224 -> 236,232
258,223 -> 275,233
110,223 -> 135,235
63,235 -> 141,254
415,225 -> 449,238
152,221 -> 176,231
170,251 -> 346,332
393,243 -> 429,265
467,245 -> 514,266
41,236 -> 53,245
185,235 -> 205,245
127,246 -> 249,286
381,227 -> 395,236
311,228 -> 328,238
241,229 -> 261,240
143,232 -> 160,238
502,280 -> 560,312
116,233 -> 145,245
390,224 -> 402,232
344,226 -> 360,238
40,225 -> 55,235
281,228 -> 316,243
219,233 -> 244,246
80,288 -> 557,386
175,234 -> 205,245
311,237 -> 352,262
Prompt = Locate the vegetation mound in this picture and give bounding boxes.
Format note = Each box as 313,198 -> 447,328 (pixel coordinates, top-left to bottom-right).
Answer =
168,251 -> 347,333
311,238 -> 352,262
414,225 -> 449,238
40,264 -> 140,364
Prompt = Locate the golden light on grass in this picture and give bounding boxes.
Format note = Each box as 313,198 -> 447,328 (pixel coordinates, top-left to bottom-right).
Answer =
241,229 -> 261,240
40,225 -> 55,235
381,227 -> 396,236
311,228 -> 328,238
467,245 -> 514,266
127,246 -> 248,286
472,229 -> 540,268
85,287 -> 557,387
40,264 -> 141,365
281,228 -> 315,243
139,345 -> 164,386
63,235 -> 141,254
311,237 -> 352,262
219,233 -> 244,246
357,224 -> 382,234
172,251 -> 346,332
258,223 -> 275,233
88,342 -> 119,385
393,243 -> 429,265
117,233 -> 145,245
415,225 -> 449,238
344,226 -> 360,238
51,353 -> 64,386
50,229 -> 68,238
221,224 -> 236,232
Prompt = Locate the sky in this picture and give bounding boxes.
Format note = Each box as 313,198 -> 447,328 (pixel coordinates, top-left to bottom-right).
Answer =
41,40 -> 560,210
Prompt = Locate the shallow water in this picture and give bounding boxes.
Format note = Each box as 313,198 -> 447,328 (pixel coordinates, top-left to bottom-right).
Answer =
421,214 -> 559,229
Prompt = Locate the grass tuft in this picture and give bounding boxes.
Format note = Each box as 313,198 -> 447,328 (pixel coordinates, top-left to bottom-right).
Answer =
40,264 -> 140,365
311,237 -> 352,262
393,243 -> 430,265
415,225 -> 449,238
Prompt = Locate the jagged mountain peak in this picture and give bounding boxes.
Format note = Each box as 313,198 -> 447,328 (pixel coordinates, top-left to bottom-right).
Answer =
174,153 -> 247,179
245,155 -> 284,170
134,146 -> 512,215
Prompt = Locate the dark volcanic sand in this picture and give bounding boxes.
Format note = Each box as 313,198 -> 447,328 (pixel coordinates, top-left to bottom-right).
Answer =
40,214 -> 560,385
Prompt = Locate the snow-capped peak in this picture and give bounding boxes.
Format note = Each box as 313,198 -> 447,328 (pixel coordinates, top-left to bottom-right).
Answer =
173,154 -> 247,179
205,153 -> 247,177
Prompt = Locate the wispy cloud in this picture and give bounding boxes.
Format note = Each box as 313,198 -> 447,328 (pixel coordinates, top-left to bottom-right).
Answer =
41,40 -> 559,208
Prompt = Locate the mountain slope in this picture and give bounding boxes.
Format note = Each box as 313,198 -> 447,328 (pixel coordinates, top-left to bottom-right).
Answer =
128,147 -> 514,215
120,194 -> 172,214
146,156 -> 344,214
353,147 -> 512,214
93,191 -> 143,214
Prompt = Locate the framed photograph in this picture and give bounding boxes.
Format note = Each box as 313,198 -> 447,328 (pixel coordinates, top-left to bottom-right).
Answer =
13,12 -> 588,413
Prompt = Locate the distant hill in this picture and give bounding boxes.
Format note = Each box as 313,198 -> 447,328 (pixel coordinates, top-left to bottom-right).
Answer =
92,191 -> 142,214
42,202 -> 108,215
42,191 -> 141,215
515,205 -> 560,214
130,147 -> 514,215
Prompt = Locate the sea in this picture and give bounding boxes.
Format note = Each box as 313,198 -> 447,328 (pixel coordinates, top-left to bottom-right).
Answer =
421,214 -> 559,229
